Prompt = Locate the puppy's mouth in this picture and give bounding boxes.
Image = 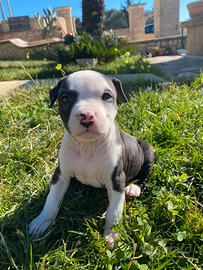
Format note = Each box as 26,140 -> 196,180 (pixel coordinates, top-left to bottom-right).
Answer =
78,128 -> 104,136
72,127 -> 105,142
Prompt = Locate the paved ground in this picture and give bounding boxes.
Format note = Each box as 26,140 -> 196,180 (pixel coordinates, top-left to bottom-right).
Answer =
0,80 -> 29,97
0,79 -> 58,97
148,55 -> 203,79
1,55 -> 203,97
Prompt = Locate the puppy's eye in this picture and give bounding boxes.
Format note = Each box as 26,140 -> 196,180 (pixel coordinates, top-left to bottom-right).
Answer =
60,95 -> 68,103
102,92 -> 113,102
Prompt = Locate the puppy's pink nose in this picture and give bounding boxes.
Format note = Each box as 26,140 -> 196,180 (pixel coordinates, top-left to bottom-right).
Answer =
78,113 -> 94,128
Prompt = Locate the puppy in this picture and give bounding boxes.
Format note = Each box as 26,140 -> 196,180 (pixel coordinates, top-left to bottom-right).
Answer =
29,70 -> 154,244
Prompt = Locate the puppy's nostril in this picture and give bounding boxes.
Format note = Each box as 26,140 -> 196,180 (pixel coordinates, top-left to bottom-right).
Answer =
77,113 -> 85,120
78,113 -> 94,121
80,113 -> 86,118
78,112 -> 94,128
89,115 -> 94,121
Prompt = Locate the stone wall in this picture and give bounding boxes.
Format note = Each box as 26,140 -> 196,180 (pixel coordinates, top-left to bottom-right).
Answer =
130,35 -> 187,55
182,16 -> 203,56
154,0 -> 180,38
0,27 -> 65,42
55,6 -> 76,35
0,18 -> 44,41
128,4 -> 145,41
0,41 -> 29,59
0,29 -> 44,42
0,39 -> 63,60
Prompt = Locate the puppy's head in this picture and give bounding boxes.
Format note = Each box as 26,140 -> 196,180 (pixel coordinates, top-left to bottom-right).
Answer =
49,70 -> 128,142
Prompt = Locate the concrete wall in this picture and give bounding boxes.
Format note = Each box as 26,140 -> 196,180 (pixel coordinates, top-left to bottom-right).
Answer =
187,25 -> 203,55
187,24 -> 203,55
143,33 -> 155,40
0,18 -> 41,32
113,0 -> 180,42
112,28 -> 129,37
0,6 -> 76,42
0,18 -> 47,41
128,4 -> 145,41
55,6 -> 76,35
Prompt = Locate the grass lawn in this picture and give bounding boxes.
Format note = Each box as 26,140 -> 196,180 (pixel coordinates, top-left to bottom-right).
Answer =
0,54 -> 160,81
0,77 -> 202,269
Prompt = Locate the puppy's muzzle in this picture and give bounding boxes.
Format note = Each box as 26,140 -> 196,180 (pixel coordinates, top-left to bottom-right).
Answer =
77,113 -> 94,128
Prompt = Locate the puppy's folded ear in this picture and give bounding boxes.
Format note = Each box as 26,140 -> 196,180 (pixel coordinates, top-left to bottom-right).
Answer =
49,78 -> 65,108
112,78 -> 128,104
49,85 -> 58,108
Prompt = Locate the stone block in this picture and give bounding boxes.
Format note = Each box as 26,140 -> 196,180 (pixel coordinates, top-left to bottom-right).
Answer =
55,6 -> 76,35
128,4 -> 145,41
182,16 -> 203,55
154,0 -> 180,38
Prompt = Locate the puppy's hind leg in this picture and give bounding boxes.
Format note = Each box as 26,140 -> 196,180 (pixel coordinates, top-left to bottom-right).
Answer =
29,167 -> 70,238
126,140 -> 154,198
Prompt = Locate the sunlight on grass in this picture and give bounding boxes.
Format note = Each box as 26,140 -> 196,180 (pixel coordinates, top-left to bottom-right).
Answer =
0,56 -> 160,81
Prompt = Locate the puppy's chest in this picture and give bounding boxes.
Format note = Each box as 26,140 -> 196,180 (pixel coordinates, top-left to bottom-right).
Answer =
59,143 -> 122,188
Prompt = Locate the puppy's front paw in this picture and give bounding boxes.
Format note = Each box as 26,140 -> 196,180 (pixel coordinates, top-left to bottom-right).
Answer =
125,184 -> 141,198
29,213 -> 54,238
105,232 -> 119,248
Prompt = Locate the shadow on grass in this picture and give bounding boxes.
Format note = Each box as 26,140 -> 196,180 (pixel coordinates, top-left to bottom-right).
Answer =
0,179 -> 108,269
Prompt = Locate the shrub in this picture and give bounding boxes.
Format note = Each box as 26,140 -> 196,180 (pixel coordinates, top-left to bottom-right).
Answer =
56,44 -> 75,64
57,32 -> 138,64
28,45 -> 58,61
95,52 -> 159,75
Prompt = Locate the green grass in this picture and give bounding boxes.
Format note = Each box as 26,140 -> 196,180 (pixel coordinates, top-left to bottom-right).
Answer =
0,60 -> 77,81
0,55 -> 160,81
0,77 -> 202,269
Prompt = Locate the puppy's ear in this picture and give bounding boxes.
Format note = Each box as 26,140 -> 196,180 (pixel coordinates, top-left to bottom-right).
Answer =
112,78 -> 128,104
49,78 -> 65,108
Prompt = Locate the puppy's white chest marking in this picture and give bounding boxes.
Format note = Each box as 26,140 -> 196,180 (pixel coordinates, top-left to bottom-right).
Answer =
59,132 -> 121,188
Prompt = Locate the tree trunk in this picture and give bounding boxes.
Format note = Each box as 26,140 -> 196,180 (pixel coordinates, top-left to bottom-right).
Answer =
82,0 -> 105,36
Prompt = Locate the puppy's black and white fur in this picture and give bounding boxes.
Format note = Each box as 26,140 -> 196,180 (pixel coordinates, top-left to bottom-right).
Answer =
29,70 -> 154,244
